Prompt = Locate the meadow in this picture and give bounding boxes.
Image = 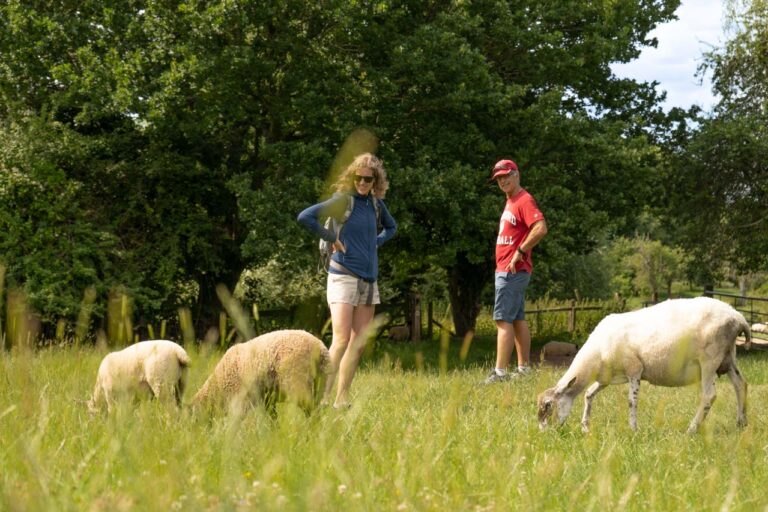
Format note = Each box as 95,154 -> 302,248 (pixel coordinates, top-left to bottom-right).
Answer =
3,337 -> 768,511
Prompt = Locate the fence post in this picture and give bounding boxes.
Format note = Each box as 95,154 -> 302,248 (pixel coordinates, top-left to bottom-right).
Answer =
410,293 -> 422,342
568,299 -> 576,334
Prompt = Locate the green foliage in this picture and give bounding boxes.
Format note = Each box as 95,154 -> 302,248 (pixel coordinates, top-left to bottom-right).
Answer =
555,251 -> 615,300
236,258 -> 325,311
0,118 -> 117,324
362,1 -> 677,330
753,275 -> 768,297
0,0 -> 686,337
669,0 -> 768,278
709,0 -> 768,115
606,235 -> 690,301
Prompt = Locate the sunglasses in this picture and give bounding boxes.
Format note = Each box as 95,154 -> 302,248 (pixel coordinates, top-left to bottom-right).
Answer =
354,174 -> 374,184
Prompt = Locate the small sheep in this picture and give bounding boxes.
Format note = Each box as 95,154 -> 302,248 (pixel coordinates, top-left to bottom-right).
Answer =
540,341 -> 578,361
752,322 -> 768,334
537,297 -> 750,434
192,329 -> 330,415
88,340 -> 190,413
388,325 -> 410,342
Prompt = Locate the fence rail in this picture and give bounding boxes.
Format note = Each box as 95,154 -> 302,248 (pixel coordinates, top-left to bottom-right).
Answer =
425,300 -> 618,339
702,290 -> 768,326
526,300 -> 615,335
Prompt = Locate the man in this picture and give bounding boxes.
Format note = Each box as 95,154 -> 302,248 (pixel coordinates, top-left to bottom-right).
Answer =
485,159 -> 547,384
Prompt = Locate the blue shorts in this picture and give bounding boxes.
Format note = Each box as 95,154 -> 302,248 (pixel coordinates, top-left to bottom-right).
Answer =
493,271 -> 531,323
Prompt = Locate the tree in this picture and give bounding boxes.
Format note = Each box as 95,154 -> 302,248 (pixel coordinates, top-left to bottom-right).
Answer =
606,235 -> 689,302
0,1 -> 365,334
350,1 -> 678,334
668,0 -> 768,282
0,1 -> 682,340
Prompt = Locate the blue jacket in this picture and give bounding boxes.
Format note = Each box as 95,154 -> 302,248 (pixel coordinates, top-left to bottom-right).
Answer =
298,192 -> 397,282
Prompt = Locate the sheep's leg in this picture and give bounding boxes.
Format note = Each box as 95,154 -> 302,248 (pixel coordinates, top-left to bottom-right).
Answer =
581,382 -> 606,433
175,375 -> 186,408
147,380 -> 165,402
687,372 -> 717,434
277,375 -> 315,414
87,383 -> 104,414
104,389 -> 116,413
556,396 -> 576,426
627,376 -> 641,431
727,364 -> 748,428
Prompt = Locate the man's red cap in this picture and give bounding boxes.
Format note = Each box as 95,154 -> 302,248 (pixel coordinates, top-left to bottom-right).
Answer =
490,159 -> 518,180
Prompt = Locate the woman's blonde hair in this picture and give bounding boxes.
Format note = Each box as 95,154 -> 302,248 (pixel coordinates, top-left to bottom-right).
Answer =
334,153 -> 389,199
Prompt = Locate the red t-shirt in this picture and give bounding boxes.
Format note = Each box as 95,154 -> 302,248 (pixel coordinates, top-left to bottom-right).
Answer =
495,188 -> 545,273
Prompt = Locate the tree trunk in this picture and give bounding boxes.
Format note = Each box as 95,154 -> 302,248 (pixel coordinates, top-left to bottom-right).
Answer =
447,253 -> 492,337
738,276 -> 748,306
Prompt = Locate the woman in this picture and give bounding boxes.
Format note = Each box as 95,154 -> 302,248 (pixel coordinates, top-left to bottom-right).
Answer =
297,153 -> 397,408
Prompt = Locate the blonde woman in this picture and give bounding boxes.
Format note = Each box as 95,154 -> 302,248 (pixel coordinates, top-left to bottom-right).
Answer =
298,153 -> 397,407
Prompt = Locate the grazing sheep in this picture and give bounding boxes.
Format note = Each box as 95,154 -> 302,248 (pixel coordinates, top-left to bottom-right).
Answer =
388,325 -> 410,342
537,297 -> 750,434
192,329 -> 330,415
752,323 -> 768,334
88,340 -> 190,413
540,341 -> 578,361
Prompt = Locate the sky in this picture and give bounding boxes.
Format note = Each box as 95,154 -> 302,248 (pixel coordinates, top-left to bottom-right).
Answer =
611,0 -> 728,112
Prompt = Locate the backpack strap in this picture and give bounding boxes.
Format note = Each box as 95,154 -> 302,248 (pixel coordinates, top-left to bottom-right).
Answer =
338,194 -> 379,231
342,195 -> 354,223
331,194 -> 354,243
317,194 -> 353,273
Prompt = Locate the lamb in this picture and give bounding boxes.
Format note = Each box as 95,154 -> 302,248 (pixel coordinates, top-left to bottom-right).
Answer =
752,322 -> 768,334
88,340 -> 190,413
388,325 -> 410,342
192,329 -> 330,415
540,341 -> 578,361
537,297 -> 750,434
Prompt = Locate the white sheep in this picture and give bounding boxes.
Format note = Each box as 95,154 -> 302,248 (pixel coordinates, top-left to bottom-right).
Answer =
537,297 -> 750,434
88,340 -> 190,413
540,341 -> 578,361
192,329 -> 330,415
752,322 -> 768,334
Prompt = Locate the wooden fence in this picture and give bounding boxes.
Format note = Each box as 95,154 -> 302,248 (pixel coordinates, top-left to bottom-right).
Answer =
423,299 -> 620,340
526,300 -> 612,334
702,290 -> 768,325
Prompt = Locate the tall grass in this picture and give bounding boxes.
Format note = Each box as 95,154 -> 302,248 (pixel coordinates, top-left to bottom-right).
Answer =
2,344 -> 768,511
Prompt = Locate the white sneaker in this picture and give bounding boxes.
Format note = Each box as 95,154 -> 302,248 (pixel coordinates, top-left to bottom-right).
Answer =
509,366 -> 534,378
483,370 -> 511,385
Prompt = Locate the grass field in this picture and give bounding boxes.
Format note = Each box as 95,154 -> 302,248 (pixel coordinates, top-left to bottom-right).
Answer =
3,341 -> 768,511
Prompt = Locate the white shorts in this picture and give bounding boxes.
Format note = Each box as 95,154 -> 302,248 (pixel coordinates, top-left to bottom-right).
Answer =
327,273 -> 380,306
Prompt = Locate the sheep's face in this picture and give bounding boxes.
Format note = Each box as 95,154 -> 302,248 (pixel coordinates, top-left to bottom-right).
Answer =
537,389 -> 557,430
537,377 -> 577,430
